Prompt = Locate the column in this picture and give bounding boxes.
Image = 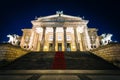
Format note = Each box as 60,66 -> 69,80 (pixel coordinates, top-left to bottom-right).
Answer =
79,33 -> 83,51
53,27 -> 56,51
74,27 -> 80,51
84,26 -> 91,50
63,27 -> 67,51
28,30 -> 34,50
40,27 -> 46,51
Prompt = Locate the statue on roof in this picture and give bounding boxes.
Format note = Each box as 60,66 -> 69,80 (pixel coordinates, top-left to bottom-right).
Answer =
56,11 -> 63,16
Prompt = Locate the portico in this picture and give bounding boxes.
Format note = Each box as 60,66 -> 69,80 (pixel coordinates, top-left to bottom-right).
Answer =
35,26 -> 83,51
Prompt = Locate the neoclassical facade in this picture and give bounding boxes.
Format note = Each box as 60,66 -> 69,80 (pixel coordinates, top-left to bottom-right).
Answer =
20,11 -> 100,51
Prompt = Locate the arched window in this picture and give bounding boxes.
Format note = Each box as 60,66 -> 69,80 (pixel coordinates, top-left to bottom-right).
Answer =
91,45 -> 93,48
94,45 -> 96,48
24,46 -> 26,48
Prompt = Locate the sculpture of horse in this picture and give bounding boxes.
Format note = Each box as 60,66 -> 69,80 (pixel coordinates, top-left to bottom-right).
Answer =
101,33 -> 113,45
7,34 -> 14,44
7,34 -> 20,46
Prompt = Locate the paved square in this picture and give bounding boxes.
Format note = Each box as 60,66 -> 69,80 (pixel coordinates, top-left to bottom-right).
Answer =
38,75 -> 80,80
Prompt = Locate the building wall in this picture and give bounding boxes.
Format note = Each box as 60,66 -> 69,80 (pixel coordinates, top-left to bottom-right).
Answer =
88,28 -> 100,50
20,29 -> 32,50
20,27 -> 99,51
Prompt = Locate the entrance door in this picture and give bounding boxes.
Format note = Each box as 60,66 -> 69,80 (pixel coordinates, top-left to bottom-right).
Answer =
49,43 -> 53,51
67,43 -> 71,51
58,43 -> 62,51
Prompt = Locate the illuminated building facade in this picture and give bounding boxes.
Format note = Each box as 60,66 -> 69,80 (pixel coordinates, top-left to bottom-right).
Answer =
20,11 -> 100,51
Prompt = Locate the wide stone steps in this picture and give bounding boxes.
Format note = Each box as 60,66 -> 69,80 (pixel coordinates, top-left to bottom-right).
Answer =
64,51 -> 118,69
0,51 -> 119,70
1,52 -> 55,70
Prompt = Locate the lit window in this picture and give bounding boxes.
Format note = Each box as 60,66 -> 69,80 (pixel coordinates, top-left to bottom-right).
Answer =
36,27 -> 43,33
49,35 -> 53,41
58,36 -> 62,41
56,28 -> 63,32
46,27 -> 53,33
67,35 -> 71,41
66,27 -> 74,33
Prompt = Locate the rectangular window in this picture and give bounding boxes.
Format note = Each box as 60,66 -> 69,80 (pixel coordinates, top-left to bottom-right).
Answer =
58,36 -> 62,41
67,35 -> 71,41
49,35 -> 53,41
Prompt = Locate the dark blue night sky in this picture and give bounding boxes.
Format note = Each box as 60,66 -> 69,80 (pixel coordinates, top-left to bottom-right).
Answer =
0,0 -> 120,42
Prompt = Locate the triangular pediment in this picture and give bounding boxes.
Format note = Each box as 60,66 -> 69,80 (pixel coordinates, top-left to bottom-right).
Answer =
36,12 -> 83,22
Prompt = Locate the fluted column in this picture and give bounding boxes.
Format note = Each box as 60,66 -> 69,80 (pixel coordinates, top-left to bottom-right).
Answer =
53,27 -> 56,51
28,30 -> 34,50
64,27 -> 67,51
40,27 -> 46,51
79,33 -> 83,51
74,27 -> 80,51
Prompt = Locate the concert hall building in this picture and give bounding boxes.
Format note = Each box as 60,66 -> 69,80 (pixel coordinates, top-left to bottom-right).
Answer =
20,11 -> 100,51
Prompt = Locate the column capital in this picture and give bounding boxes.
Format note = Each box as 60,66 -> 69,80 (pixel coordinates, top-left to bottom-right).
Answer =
53,27 -> 56,30
63,27 -> 67,29
42,27 -> 46,29
73,26 -> 77,29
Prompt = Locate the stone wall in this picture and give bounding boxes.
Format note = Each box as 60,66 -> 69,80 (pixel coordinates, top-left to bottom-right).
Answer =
0,43 -> 29,61
91,43 -> 120,67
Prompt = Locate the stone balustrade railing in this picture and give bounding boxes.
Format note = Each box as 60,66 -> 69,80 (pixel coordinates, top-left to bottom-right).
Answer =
91,43 -> 120,67
0,43 -> 29,61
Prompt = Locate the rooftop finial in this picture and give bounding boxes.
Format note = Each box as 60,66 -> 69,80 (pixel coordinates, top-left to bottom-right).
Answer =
35,16 -> 38,19
82,16 -> 85,19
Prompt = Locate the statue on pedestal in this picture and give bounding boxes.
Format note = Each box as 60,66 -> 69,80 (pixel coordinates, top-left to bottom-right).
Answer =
7,34 -> 21,46
100,33 -> 113,45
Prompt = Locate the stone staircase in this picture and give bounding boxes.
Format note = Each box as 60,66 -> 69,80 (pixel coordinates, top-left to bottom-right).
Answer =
1,52 -> 55,70
0,51 -> 119,70
64,51 -> 119,69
